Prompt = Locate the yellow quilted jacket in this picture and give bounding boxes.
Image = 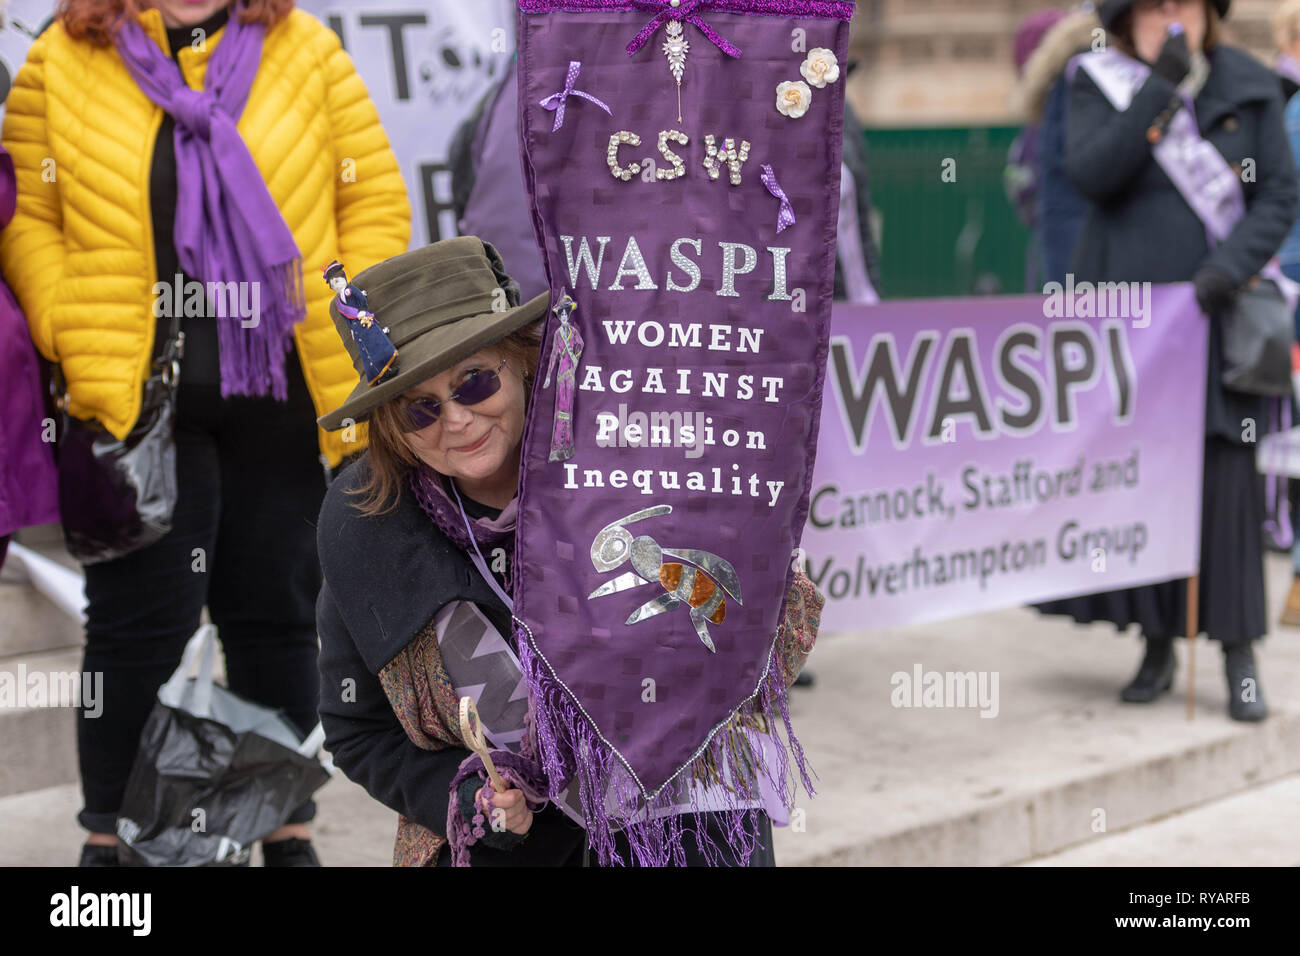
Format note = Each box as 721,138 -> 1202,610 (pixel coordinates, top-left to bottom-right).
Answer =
0,8 -> 411,467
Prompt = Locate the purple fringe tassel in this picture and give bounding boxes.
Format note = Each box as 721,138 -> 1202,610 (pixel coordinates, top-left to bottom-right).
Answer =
515,622 -> 815,867
216,258 -> 305,401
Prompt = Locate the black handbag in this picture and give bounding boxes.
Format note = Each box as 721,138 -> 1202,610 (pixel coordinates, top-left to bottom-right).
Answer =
54,310 -> 184,564
1221,277 -> 1295,397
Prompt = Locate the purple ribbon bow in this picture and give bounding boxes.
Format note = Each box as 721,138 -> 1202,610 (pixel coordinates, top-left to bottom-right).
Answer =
760,164 -> 796,233
626,0 -> 742,58
539,60 -> 613,132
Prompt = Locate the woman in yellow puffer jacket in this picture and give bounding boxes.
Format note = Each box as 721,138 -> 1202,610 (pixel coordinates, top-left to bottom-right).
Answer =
0,0 -> 410,866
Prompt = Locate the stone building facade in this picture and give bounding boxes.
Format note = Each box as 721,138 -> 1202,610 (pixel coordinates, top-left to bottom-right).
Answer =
847,0 -> 1283,126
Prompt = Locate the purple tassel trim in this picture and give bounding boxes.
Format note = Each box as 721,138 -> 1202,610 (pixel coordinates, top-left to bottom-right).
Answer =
515,621 -> 815,866
519,0 -> 854,20
216,258 -> 306,401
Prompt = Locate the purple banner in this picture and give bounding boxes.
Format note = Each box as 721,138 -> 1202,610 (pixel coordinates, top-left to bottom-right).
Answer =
804,289 -> 1208,632
514,0 -> 851,849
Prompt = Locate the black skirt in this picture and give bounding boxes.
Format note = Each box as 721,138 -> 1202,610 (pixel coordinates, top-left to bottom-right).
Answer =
1037,437 -> 1265,646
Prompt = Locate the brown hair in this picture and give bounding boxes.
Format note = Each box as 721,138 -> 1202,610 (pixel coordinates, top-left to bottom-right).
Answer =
57,0 -> 294,47
1110,0 -> 1220,58
350,323 -> 545,516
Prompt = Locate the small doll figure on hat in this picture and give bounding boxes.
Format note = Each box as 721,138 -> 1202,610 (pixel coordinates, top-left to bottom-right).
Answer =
323,259 -> 399,386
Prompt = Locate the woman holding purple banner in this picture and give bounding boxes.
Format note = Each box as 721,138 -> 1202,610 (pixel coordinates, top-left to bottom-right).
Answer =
314,238 -> 822,866
1037,0 -> 1298,721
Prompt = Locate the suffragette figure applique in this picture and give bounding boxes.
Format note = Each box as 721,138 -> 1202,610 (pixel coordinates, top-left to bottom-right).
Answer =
514,0 -> 853,866
323,260 -> 399,386
542,294 -> 584,461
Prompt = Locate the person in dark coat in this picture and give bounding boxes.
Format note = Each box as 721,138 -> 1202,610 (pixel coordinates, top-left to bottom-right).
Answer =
1017,5 -> 1103,286
1005,8 -> 1068,291
315,238 -> 586,866
1037,0 -> 1299,721
314,238 -> 792,866
316,463 -> 591,866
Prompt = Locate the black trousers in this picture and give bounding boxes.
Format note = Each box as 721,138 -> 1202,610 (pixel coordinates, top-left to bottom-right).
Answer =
77,355 -> 325,835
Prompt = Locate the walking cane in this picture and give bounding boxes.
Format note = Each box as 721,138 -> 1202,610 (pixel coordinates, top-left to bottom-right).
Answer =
1186,575 -> 1199,720
459,696 -> 509,793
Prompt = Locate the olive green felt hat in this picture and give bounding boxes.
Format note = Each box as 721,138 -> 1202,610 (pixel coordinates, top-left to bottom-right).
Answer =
318,236 -> 549,432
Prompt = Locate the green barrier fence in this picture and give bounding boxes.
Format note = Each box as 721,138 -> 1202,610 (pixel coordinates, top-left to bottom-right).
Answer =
863,126 -> 1033,300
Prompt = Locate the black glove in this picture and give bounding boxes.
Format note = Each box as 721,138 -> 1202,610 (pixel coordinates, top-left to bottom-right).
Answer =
1151,29 -> 1191,87
1192,266 -> 1238,317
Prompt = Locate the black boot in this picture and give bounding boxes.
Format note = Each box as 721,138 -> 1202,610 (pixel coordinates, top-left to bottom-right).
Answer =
261,837 -> 321,867
1224,644 -> 1268,722
78,843 -> 122,867
1120,636 -> 1176,703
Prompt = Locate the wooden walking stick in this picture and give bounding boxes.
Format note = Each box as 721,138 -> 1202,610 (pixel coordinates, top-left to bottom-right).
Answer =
459,696 -> 508,793
1186,574 -> 1199,720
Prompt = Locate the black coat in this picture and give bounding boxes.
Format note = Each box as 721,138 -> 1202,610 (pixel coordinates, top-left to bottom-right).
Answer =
315,455 -> 586,865
1066,44 -> 1300,443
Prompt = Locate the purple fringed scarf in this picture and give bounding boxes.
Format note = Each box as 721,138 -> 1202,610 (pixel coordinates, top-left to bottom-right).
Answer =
409,466 -> 518,551
114,9 -> 306,400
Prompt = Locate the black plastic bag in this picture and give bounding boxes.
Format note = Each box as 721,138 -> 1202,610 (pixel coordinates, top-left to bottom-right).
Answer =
116,626 -> 331,866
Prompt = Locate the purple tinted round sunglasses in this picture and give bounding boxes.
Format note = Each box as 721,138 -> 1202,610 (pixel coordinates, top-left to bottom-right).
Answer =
398,359 -> 508,432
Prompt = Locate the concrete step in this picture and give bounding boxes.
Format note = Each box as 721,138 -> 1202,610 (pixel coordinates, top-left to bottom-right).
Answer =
0,580 -> 84,658
0,649 -> 82,799
1,540 -> 1297,864
767,551 -> 1300,866
0,530 -> 84,660
1024,772 -> 1300,866
0,773 -> 396,867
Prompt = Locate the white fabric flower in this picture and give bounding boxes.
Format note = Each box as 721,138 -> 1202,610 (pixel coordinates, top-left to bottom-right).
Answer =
800,48 -> 840,88
776,80 -> 812,119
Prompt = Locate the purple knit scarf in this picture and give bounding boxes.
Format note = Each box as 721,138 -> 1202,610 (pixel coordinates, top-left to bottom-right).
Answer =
114,8 -> 306,400
409,466 -> 519,587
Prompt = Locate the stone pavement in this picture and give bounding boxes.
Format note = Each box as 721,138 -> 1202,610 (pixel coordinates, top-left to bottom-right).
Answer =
2,552 -> 1298,866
